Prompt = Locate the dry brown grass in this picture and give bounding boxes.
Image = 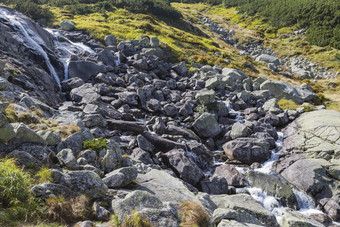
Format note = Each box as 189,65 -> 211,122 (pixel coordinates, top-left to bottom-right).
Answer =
177,201 -> 211,227
45,195 -> 92,224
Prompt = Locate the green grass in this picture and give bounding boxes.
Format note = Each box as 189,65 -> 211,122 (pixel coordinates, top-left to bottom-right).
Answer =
48,6 -> 237,67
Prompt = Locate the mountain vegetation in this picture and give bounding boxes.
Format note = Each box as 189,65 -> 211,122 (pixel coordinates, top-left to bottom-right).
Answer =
222,0 -> 340,49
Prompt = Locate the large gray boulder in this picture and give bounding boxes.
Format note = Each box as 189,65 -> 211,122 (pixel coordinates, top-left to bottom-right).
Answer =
60,20 -> 75,31
195,89 -> 215,105
247,171 -> 298,208
213,164 -> 246,187
277,110 -> 340,221
112,190 -> 179,226
223,138 -> 271,164
221,68 -> 246,86
162,149 -> 204,186
256,54 -> 280,66
260,80 -> 317,104
57,148 -> 78,169
230,122 -> 249,139
193,113 -> 221,138
211,194 -> 279,226
57,130 -> 94,156
104,34 -> 116,46
11,123 -> 46,145
52,170 -> 107,199
68,61 -> 106,82
136,169 -> 201,205
281,208 -> 324,227
101,140 -> 124,173
102,167 -> 137,188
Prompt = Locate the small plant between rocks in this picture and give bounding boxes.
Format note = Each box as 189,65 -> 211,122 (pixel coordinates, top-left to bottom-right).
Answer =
83,137 -> 108,152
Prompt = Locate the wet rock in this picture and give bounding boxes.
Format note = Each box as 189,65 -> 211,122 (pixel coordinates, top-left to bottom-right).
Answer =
211,194 -> 279,226
281,208 -> 324,227
247,171 -> 298,208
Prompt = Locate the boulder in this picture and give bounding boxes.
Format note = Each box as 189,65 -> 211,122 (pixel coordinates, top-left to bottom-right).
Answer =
195,89 -> 215,105
0,123 -> 15,143
247,171 -> 298,208
137,135 -> 155,153
136,169 -> 200,205
101,140 -> 124,173
60,20 -> 75,31
142,131 -> 187,152
57,148 -> 78,169
68,61 -> 106,82
200,176 -> 228,195
211,194 -> 279,226
9,150 -> 41,168
223,138 -> 271,164
260,80 -> 317,104
52,170 -> 107,199
230,122 -> 249,139
104,34 -> 117,46
102,167 -> 137,188
70,83 -> 100,104
172,62 -> 187,75
112,190 -> 179,226
256,54 -> 280,66
213,164 -> 246,187
57,130 -> 94,156
193,113 -> 221,138
281,208 -> 324,227
11,123 -> 46,145
162,149 -> 204,186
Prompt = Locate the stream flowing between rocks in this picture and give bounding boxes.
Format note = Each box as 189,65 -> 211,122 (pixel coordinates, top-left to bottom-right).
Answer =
0,5 -> 339,226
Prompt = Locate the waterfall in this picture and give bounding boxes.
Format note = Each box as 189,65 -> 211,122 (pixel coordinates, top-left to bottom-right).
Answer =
46,28 -> 95,81
0,8 -> 61,87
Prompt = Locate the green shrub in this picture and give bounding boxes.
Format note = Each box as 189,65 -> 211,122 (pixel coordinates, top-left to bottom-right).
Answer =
302,105 -> 316,112
36,168 -> 52,184
83,137 -> 107,152
121,210 -> 152,227
0,158 -> 43,225
278,99 -> 299,110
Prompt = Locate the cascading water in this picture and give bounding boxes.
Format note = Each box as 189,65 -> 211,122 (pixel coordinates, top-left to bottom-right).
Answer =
46,29 -> 96,81
0,8 -> 61,86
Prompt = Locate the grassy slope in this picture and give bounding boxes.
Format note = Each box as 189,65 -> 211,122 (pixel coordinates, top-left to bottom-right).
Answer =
173,3 -> 340,111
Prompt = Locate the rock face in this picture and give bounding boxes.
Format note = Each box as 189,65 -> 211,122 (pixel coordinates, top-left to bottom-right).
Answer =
260,80 -> 317,104
277,110 -> 340,221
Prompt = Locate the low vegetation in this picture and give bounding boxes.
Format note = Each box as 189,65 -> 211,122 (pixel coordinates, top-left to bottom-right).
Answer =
120,210 -> 153,227
0,158 -> 43,226
177,201 -> 211,227
83,137 -> 107,152
222,0 -> 340,49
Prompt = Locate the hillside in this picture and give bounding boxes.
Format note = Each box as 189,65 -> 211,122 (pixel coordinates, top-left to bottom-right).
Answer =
0,1 -> 339,227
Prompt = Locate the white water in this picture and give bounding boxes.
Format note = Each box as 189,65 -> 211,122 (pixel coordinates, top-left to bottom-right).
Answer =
255,132 -> 283,174
46,29 -> 95,81
0,8 -> 61,86
224,100 -> 244,123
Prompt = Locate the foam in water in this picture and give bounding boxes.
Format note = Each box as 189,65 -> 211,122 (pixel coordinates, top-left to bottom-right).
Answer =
255,132 -> 283,174
0,8 -> 61,86
224,101 -> 244,123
